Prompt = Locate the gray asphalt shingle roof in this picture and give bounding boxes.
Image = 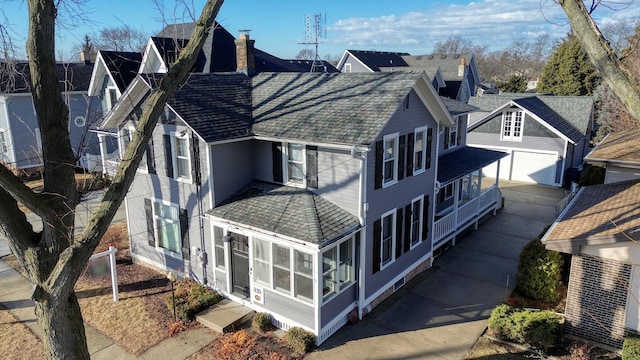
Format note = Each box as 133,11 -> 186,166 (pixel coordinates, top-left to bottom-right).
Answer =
251,71 -> 421,145
438,146 -> 508,184
100,51 -> 143,92
346,50 -> 410,71
207,182 -> 360,246
468,94 -> 593,142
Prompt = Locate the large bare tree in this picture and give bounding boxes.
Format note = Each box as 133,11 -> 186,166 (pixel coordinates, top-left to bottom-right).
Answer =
558,0 -> 640,121
0,0 -> 224,359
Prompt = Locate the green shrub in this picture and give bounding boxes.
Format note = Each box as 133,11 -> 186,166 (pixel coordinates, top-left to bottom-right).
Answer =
488,304 -> 562,349
251,312 -> 272,333
578,165 -> 605,186
165,279 -> 222,321
285,327 -> 315,354
623,334 -> 640,360
516,231 -> 564,303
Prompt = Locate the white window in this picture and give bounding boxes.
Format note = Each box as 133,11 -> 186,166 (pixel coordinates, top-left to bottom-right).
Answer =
268,242 -> 314,302
213,226 -> 226,270
121,128 -> 147,170
413,127 -> 427,174
410,197 -> 423,248
0,130 -> 7,155
105,86 -> 118,113
444,183 -> 454,201
272,243 -> 291,293
501,110 -> 524,141
322,236 -> 355,301
253,237 -> 270,284
345,63 -> 352,73
172,134 -> 191,181
383,133 -> 399,187
286,143 -> 305,186
294,250 -> 313,301
35,128 -> 42,154
381,210 -> 396,268
153,200 -> 181,254
445,118 -> 459,149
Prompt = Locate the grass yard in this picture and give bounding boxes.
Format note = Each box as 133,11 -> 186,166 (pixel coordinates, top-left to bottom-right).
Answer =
0,304 -> 46,360
188,328 -> 302,360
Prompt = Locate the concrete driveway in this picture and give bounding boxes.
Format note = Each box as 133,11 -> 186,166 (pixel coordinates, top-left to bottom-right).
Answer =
307,180 -> 567,360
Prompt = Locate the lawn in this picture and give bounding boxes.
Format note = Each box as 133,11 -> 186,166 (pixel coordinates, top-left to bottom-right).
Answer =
0,304 -> 46,360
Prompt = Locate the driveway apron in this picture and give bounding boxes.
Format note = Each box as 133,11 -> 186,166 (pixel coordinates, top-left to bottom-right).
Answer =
307,181 -> 566,360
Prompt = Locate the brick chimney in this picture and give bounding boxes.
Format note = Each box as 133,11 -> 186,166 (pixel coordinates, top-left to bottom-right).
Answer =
80,35 -> 97,64
458,57 -> 466,77
235,31 -> 255,75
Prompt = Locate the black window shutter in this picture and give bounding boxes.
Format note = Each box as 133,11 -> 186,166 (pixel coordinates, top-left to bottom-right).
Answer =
180,208 -> 190,260
306,145 -> 318,189
144,198 -> 155,247
146,138 -> 156,174
272,142 -> 283,183
444,127 -> 450,149
395,208 -> 403,259
426,128 -> 433,169
374,140 -> 383,190
163,134 -> 173,178
422,195 -> 429,241
373,219 -> 381,274
406,132 -> 414,177
398,135 -> 406,181
191,136 -> 201,185
404,204 -> 412,252
456,122 -> 462,146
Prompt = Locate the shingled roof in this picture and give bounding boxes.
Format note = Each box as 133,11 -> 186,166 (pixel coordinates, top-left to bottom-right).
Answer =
251,71 -> 421,145
0,62 -> 94,94
543,180 -> 640,254
438,146 -> 508,184
99,51 -> 143,92
585,129 -> 640,166
345,50 -> 410,71
468,94 -> 593,143
207,181 -> 360,246
401,53 -> 472,80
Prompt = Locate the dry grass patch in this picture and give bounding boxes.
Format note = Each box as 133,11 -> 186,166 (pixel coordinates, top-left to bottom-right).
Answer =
465,336 -> 529,359
0,304 -> 46,360
189,329 -> 300,360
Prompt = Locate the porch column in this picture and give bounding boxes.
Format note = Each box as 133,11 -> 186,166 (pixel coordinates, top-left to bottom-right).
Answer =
98,134 -> 107,176
476,170 -> 482,197
495,160 -> 501,187
453,180 -> 459,246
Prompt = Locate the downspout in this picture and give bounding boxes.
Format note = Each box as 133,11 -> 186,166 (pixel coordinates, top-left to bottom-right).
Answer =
352,145 -> 369,319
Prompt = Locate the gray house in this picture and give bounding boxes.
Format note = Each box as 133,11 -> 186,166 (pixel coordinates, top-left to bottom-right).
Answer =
467,94 -> 595,187
0,61 -> 103,174
336,50 -> 482,103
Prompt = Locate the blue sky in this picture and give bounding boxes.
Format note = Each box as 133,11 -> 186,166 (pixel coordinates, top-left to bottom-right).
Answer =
2,0 -> 639,60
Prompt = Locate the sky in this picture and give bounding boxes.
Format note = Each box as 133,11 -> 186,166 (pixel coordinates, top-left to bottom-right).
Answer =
2,0 -> 640,60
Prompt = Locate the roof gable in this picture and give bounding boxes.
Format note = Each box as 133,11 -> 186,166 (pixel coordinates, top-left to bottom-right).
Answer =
88,51 -> 142,96
341,50 -> 410,72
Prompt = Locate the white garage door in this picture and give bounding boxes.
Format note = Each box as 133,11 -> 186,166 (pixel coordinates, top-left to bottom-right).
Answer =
482,151 -> 511,180
511,151 -> 557,185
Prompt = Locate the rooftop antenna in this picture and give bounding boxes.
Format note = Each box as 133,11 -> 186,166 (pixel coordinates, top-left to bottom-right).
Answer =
300,13 -> 326,73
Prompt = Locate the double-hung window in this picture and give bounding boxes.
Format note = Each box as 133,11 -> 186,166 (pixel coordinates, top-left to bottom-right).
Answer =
383,133 -> 399,187
266,241 -> 314,302
413,127 -> 427,174
322,236 -> 355,301
286,143 -> 305,186
253,237 -> 270,284
501,110 -> 524,141
381,210 -> 395,268
121,127 -> 147,170
213,226 -> 226,270
174,135 -> 191,180
410,197 -> 423,248
294,251 -> 313,301
153,201 -> 181,254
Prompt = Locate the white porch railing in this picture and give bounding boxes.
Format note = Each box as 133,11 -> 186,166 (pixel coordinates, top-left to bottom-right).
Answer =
433,185 -> 501,246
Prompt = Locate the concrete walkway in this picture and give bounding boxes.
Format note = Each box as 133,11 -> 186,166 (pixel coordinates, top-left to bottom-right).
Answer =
307,180 -> 566,360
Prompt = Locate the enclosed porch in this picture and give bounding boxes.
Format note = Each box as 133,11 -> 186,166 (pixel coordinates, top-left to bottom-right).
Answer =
433,146 -> 508,250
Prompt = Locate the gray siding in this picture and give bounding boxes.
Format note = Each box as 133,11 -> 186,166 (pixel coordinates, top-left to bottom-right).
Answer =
364,89 -> 437,299
0,97 -> 14,165
211,140 -> 254,206
340,54 -> 373,73
467,132 -> 565,155
605,165 -> 640,184
253,140 -> 273,182
262,288 -> 315,329
314,147 -> 361,216
6,96 -> 40,169
472,110 -> 557,138
68,93 -> 103,156
321,285 -> 357,327
128,121 -> 213,284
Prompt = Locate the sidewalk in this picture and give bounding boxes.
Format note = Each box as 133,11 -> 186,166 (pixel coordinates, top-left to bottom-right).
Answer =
0,258 -> 215,359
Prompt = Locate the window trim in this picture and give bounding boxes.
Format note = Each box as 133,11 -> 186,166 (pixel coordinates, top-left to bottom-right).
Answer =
410,196 -> 423,249
0,129 -> 8,156
344,63 -> 352,73
322,235 -> 355,302
284,142 -> 306,188
121,126 -> 149,173
444,183 -> 454,201
445,118 -> 459,149
213,226 -> 226,271
170,131 -> 192,183
264,239 -> 315,303
382,133 -> 399,188
151,198 -> 182,258
500,110 -> 524,142
413,126 -> 427,175
380,209 -> 396,270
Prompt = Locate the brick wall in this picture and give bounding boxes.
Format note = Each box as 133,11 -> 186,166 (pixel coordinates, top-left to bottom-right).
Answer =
565,254 -> 631,348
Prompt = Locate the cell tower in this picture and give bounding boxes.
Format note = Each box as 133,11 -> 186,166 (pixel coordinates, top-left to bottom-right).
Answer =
301,13 -> 326,73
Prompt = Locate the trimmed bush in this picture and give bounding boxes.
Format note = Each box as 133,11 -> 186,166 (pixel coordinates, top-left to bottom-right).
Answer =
285,327 -> 315,354
488,304 -> 562,350
165,279 -> 222,321
251,312 -> 272,333
623,334 -> 640,360
516,231 -> 564,303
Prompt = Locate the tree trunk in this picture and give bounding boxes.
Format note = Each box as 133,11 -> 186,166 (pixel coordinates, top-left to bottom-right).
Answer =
35,293 -> 89,359
559,0 -> 640,121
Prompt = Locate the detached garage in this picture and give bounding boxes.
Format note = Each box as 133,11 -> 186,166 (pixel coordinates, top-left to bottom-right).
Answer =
468,94 -> 595,187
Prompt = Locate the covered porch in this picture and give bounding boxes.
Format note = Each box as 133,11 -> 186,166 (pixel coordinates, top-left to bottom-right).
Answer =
433,146 -> 508,250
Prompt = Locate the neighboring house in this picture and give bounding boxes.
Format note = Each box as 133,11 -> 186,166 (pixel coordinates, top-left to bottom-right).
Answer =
93,41 -> 507,344
542,130 -> 640,349
89,23 -> 338,176
583,129 -> 640,184
336,50 -> 482,102
0,61 -> 103,174
467,94 -> 595,187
